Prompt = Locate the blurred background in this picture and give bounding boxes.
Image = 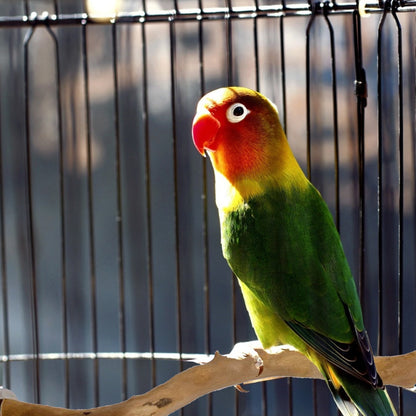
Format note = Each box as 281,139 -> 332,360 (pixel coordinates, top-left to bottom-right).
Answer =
0,0 -> 415,415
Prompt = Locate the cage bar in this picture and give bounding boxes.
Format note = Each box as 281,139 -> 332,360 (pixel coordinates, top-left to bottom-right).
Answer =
23,25 -> 40,404
0,46 -> 9,392
81,21 -> 100,407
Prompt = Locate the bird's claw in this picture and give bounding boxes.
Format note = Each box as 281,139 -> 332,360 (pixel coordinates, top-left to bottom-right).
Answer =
240,351 -> 264,377
234,383 -> 249,393
228,340 -> 264,377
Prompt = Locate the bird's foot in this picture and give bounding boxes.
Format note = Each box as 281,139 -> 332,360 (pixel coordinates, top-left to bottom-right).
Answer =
228,341 -> 265,392
228,340 -> 264,377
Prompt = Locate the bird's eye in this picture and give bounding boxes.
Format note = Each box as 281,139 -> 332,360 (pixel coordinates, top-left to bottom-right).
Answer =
226,103 -> 250,123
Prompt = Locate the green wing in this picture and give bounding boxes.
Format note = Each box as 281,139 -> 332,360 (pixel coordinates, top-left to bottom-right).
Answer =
222,182 -> 379,386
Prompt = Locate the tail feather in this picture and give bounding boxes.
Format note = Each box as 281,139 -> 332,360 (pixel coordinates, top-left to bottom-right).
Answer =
341,377 -> 397,416
327,381 -> 359,416
324,365 -> 397,416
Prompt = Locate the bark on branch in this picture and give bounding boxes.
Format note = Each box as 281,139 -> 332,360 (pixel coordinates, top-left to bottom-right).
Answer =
1,344 -> 415,416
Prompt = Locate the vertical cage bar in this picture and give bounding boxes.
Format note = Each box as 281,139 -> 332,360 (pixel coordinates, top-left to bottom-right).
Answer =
226,1 -> 233,87
279,17 -> 287,131
391,4 -> 403,413
390,0 -> 403,356
111,21 -> 128,401
140,2 -> 157,387
352,10 -> 367,307
411,15 -> 416,384
376,1 -> 389,356
23,25 -> 40,404
323,6 -> 340,230
0,64 -> 10,390
169,13 -> 185,416
169,10 -> 183,371
253,1 -> 260,92
44,22 -> 69,406
81,22 -> 100,407
169,14 -> 184,375
305,5 -> 316,182
169,10 -> 182,365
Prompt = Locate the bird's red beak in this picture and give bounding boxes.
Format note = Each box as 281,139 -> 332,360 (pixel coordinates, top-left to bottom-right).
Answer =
192,110 -> 221,156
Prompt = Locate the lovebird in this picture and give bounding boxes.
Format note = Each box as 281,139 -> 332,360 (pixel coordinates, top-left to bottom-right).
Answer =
191,87 -> 397,416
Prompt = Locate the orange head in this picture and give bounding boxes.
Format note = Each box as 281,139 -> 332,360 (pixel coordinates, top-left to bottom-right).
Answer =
192,87 -> 292,187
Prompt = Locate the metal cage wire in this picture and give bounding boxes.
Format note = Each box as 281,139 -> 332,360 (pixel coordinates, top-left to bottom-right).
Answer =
0,1 -> 415,415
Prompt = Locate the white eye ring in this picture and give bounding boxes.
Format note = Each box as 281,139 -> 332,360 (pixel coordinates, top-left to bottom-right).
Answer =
226,103 -> 250,123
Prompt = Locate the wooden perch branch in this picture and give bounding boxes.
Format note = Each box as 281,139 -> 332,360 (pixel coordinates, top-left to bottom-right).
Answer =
1,344 -> 415,416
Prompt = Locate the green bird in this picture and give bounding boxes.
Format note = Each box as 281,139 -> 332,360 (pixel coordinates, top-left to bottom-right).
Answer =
191,86 -> 397,416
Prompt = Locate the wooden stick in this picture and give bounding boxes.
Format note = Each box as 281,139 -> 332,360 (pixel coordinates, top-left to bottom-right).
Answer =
1,345 -> 415,416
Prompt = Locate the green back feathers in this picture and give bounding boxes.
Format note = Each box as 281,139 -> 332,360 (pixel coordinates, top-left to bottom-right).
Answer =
221,182 -> 363,340
220,181 -> 389,393
220,180 -> 390,393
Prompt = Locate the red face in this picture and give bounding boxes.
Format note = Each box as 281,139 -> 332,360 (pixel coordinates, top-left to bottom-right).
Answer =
192,87 -> 281,184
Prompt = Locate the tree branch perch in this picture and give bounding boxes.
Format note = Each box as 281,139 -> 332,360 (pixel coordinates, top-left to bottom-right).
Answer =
1,344 -> 415,416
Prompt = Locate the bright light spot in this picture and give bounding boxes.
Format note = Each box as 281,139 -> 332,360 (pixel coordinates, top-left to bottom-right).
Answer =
85,0 -> 120,21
